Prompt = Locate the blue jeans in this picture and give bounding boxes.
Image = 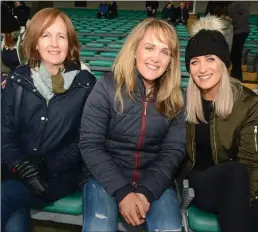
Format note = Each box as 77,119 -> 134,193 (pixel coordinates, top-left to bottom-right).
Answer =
2,174 -> 78,231
4,209 -> 30,232
82,179 -> 182,232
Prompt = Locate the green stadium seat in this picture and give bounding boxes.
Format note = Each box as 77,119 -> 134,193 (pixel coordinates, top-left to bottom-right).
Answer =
86,43 -> 105,48
79,38 -> 93,44
188,206 -> 220,232
41,192 -> 82,215
89,60 -> 113,67
80,51 -> 98,57
96,39 -> 113,44
108,44 -> 123,49
92,71 -> 104,79
100,52 -> 118,58
86,36 -> 102,40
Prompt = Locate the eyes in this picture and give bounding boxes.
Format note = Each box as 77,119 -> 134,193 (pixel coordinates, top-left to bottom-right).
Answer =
144,46 -> 170,56
41,32 -> 67,39
190,57 -> 215,65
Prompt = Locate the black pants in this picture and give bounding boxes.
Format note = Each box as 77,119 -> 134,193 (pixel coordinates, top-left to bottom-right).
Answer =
230,32 -> 249,80
188,162 -> 254,232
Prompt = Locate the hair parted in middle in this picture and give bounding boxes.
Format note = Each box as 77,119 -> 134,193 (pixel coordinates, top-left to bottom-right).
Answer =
112,18 -> 183,118
185,15 -> 242,124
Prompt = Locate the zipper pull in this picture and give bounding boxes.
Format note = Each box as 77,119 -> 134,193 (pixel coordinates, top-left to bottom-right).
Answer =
254,126 -> 258,152
144,102 -> 148,116
254,126 -> 257,134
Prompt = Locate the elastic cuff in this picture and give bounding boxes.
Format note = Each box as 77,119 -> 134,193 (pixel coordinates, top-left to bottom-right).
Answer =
114,185 -> 133,203
135,186 -> 155,203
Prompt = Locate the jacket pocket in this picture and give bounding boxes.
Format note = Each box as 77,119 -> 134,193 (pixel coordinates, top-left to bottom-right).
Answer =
254,126 -> 258,152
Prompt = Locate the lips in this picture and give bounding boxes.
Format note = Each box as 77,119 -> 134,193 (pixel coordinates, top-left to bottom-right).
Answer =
145,63 -> 159,70
199,74 -> 212,80
48,51 -> 60,55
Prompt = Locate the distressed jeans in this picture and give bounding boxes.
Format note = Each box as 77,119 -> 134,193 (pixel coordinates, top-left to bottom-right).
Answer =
82,179 -> 182,232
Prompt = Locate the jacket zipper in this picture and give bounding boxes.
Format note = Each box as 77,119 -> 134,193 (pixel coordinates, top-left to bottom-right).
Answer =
254,126 -> 258,152
132,101 -> 148,189
189,125 -> 196,172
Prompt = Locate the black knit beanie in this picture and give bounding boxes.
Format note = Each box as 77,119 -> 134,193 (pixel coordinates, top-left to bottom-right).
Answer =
185,29 -> 230,72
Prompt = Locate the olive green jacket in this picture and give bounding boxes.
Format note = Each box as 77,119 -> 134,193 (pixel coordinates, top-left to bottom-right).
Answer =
177,86 -> 258,201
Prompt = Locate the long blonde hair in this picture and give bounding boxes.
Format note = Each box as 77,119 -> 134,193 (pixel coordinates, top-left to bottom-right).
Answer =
186,60 -> 242,123
113,18 -> 183,118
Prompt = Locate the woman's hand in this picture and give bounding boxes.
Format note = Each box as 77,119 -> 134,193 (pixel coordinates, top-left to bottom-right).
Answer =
119,193 -> 146,226
135,193 -> 150,214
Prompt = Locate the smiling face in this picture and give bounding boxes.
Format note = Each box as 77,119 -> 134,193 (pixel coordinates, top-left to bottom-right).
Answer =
190,55 -> 223,100
37,16 -> 68,73
135,28 -> 172,88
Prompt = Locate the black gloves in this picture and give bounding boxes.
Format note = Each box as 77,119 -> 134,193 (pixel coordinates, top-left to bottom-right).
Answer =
14,160 -> 48,198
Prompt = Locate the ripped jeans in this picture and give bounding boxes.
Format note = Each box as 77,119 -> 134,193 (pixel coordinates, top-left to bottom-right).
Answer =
82,179 -> 182,232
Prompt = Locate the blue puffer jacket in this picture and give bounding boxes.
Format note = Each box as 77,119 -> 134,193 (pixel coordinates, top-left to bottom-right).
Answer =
2,62 -> 96,180
80,73 -> 186,203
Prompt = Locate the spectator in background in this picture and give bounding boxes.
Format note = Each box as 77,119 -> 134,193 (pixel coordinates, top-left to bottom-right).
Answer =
175,1 -> 189,26
145,1 -> 159,17
162,1 -> 176,25
97,2 -> 109,19
1,8 -> 96,232
1,3 -> 25,73
205,1 -> 233,52
13,1 -> 31,27
228,2 -> 250,81
108,1 -> 118,19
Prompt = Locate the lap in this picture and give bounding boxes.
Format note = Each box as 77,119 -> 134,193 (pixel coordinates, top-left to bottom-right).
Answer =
82,179 -> 118,232
146,188 -> 182,232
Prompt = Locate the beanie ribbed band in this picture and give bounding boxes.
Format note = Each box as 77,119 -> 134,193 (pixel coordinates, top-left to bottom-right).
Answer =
185,29 -> 230,72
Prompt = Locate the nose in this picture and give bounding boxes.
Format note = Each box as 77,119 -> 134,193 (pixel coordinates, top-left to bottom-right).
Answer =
199,60 -> 208,73
50,36 -> 58,47
150,50 -> 159,63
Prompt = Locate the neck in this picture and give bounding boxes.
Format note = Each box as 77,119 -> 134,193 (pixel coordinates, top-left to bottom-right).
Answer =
202,86 -> 219,101
44,63 -> 63,75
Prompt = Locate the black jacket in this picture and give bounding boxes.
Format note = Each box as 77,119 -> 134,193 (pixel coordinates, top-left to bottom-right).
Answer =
80,74 -> 186,203
175,7 -> 189,22
2,63 -> 96,179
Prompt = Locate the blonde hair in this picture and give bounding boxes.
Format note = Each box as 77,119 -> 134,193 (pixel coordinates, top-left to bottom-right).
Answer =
23,8 -> 80,68
186,59 -> 242,123
113,18 -> 183,118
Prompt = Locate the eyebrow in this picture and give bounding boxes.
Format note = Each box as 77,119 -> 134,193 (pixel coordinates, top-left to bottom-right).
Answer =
144,43 -> 169,50
43,31 -> 67,36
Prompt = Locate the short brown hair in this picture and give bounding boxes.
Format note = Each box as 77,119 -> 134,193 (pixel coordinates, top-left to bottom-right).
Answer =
23,8 -> 80,68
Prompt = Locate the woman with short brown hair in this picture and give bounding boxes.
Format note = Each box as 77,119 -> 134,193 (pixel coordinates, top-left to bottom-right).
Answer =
1,8 -> 96,232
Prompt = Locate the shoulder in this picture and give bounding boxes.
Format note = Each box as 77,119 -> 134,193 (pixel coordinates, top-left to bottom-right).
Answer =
234,86 -> 258,113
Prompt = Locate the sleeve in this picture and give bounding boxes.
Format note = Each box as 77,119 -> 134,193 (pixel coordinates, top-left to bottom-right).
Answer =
79,77 -> 131,198
1,77 -> 25,170
135,108 -> 186,201
237,98 -> 258,201
44,136 -> 81,176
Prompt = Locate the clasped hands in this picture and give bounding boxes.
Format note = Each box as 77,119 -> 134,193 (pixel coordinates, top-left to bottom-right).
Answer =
119,192 -> 150,226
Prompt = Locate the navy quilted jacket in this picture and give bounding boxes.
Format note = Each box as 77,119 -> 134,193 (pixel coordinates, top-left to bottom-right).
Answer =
80,73 -> 186,202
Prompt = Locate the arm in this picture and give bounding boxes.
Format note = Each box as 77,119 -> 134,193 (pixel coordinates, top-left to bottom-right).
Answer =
135,109 -> 186,202
43,136 -> 81,176
237,99 -> 258,201
1,77 -> 24,170
79,77 -> 131,199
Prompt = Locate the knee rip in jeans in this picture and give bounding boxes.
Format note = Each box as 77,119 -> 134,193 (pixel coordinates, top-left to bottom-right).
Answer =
95,213 -> 107,220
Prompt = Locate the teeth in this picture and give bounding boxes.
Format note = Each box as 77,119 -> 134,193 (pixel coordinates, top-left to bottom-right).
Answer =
199,75 -> 211,80
146,64 -> 159,70
49,51 -> 60,55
